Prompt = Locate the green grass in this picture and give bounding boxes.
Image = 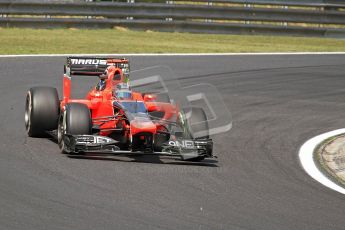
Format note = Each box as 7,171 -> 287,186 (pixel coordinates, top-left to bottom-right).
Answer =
1,27 -> 345,54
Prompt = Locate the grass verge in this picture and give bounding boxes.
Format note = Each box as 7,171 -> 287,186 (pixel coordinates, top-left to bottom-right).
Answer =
1,28 -> 345,54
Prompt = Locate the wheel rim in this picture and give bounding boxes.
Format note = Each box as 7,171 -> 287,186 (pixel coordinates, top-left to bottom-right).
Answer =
24,92 -> 32,133
57,112 -> 66,151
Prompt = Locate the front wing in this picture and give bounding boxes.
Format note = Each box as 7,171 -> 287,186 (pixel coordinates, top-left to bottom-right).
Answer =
62,134 -> 214,160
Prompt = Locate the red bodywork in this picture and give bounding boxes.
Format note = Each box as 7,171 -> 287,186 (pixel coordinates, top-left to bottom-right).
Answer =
61,59 -> 176,145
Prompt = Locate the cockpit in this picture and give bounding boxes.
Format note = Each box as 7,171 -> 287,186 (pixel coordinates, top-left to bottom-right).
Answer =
114,82 -> 132,99
115,90 -> 132,99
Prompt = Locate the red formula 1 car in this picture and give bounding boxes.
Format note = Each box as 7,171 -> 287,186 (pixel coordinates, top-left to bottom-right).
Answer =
25,57 -> 213,161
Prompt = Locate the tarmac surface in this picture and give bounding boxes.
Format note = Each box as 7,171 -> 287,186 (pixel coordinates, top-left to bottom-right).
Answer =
1,54 -> 345,230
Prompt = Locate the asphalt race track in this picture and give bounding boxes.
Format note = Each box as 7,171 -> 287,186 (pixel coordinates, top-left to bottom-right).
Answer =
1,54 -> 345,230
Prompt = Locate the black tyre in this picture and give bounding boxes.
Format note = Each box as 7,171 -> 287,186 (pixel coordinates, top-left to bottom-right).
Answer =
153,125 -> 170,152
179,107 -> 209,161
58,103 -> 92,153
25,87 -> 59,137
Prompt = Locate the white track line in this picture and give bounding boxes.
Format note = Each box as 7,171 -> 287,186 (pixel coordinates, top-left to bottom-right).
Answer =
1,52 -> 345,58
299,129 -> 345,195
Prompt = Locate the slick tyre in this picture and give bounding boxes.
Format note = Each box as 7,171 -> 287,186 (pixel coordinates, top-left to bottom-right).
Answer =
58,103 -> 92,154
25,87 -> 59,137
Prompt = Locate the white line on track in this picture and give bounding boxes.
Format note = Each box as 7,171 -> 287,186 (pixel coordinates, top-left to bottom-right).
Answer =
299,129 -> 345,195
1,52 -> 345,58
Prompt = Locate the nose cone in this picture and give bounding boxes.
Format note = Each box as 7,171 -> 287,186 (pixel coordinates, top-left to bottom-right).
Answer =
130,117 -> 156,136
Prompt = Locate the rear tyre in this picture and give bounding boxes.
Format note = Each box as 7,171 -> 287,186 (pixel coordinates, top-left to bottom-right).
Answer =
25,87 -> 59,137
179,107 -> 209,161
58,103 -> 92,154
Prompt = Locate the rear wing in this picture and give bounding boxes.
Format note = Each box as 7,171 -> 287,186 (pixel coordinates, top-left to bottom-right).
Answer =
65,57 -> 130,76
62,57 -> 130,103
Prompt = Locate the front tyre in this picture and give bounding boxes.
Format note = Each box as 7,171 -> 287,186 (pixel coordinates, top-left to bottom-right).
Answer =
180,107 -> 209,140
179,107 -> 209,161
58,103 -> 92,154
25,87 -> 59,137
